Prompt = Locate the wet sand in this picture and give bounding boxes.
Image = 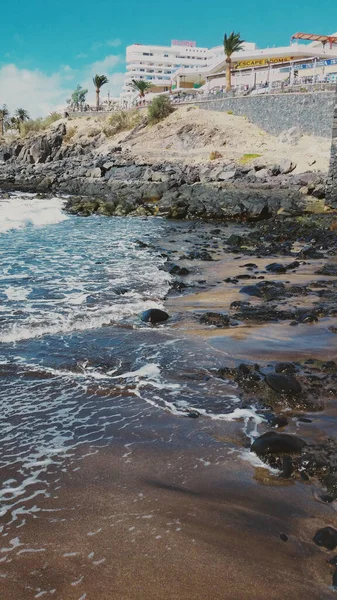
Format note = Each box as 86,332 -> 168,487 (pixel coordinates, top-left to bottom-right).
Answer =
1,439 -> 336,600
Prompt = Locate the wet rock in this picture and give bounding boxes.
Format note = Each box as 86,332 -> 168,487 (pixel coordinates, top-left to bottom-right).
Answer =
297,312 -> 319,324
321,495 -> 334,504
317,264 -> 337,277
167,264 -> 190,276
251,431 -> 306,456
275,362 -> 297,374
333,569 -> 337,590
240,284 -> 262,297
265,373 -> 302,395
135,240 -> 150,248
227,234 -> 244,247
240,281 -> 285,300
140,309 -> 170,324
266,414 -> 289,428
282,456 -> 293,478
186,410 -> 200,419
232,304 -> 293,323
199,312 -> 230,327
186,250 -> 213,261
279,533 -> 288,542
265,262 -> 287,274
313,527 -> 337,551
287,261 -> 300,270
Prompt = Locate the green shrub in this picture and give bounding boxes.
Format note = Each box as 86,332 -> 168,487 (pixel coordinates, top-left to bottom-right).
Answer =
43,112 -> 62,128
102,110 -> 142,137
19,112 -> 62,137
148,96 -> 173,124
226,110 -> 234,115
239,153 -> 262,164
20,118 -> 43,136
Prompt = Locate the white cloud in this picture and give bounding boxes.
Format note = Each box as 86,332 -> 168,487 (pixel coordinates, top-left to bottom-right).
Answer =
0,53 -> 125,117
0,64 -> 72,118
75,52 -> 88,59
90,39 -> 122,51
107,38 -> 121,47
88,54 -> 122,74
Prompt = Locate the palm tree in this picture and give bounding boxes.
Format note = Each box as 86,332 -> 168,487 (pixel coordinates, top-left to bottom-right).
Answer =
223,32 -> 245,92
15,108 -> 30,122
0,104 -> 9,135
92,74 -> 109,110
130,79 -> 153,98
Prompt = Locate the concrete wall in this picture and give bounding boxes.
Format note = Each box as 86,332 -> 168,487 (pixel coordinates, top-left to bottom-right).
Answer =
192,91 -> 336,137
326,94 -> 337,207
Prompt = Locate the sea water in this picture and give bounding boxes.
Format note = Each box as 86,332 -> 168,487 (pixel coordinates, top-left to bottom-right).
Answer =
0,195 -> 262,531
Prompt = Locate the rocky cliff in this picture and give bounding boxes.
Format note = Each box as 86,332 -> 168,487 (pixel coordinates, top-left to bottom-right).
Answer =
0,118 -> 330,221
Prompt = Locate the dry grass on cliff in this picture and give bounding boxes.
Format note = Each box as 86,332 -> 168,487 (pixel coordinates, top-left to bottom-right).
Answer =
120,105 -> 330,174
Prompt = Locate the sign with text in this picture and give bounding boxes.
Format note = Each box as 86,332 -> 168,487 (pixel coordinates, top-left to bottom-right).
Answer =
235,57 -> 294,69
171,40 -> 197,47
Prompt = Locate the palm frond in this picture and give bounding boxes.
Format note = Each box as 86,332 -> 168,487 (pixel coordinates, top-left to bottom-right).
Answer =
223,32 -> 245,58
93,74 -> 109,89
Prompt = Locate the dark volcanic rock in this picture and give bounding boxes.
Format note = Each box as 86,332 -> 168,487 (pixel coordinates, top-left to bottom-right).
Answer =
167,264 -> 190,276
265,373 -> 302,395
240,281 -> 286,300
199,312 -> 230,327
313,527 -> 337,551
140,309 -> 170,324
317,264 -> 337,277
275,362 -> 297,374
251,431 -> 306,456
265,262 -> 287,274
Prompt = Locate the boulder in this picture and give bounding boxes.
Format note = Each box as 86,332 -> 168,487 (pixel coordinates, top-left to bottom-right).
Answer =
265,373 -> 302,395
30,136 -> 51,164
140,309 -> 170,324
277,159 -> 296,174
251,431 -> 306,456
254,168 -> 271,180
313,527 -> 337,551
278,126 -> 302,145
218,170 -> 236,181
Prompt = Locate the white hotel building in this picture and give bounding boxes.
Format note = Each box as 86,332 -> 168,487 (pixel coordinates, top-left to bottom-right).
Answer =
120,35 -> 337,105
120,40 -> 256,104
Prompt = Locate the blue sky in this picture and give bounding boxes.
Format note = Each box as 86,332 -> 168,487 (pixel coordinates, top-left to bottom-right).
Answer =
1,0 -> 337,116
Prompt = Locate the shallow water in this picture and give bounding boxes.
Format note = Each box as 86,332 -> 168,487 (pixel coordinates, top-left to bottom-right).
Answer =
0,196 -> 261,529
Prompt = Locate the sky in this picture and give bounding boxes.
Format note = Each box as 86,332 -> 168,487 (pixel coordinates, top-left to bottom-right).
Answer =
1,0 -> 337,117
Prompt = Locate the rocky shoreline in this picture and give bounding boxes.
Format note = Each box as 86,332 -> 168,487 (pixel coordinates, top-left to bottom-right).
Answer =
155,213 -> 337,581
0,121 -> 330,220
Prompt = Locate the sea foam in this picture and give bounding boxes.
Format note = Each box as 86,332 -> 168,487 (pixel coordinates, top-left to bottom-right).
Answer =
0,196 -> 67,234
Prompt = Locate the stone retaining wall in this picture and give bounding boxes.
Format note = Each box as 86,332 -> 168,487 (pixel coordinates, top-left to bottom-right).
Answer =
192,91 -> 336,137
326,95 -> 337,208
